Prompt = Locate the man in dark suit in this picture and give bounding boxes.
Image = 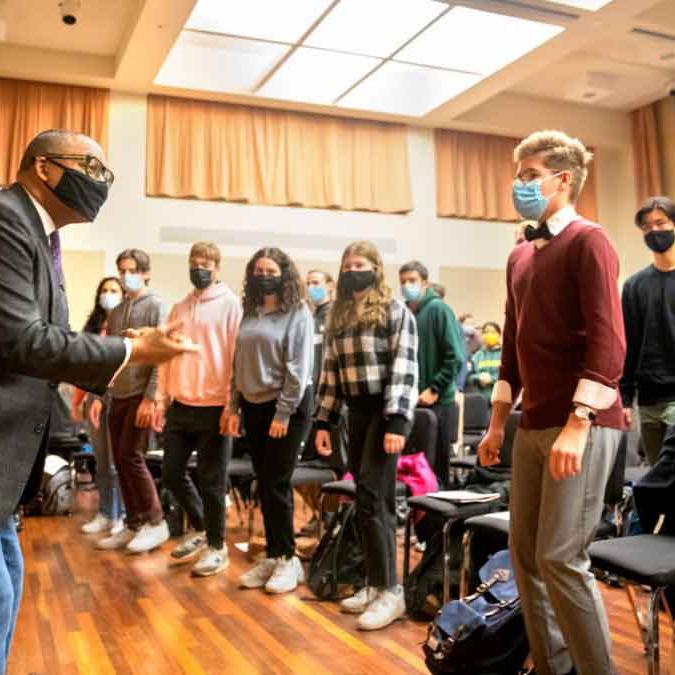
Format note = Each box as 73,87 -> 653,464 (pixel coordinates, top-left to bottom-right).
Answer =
0,129 -> 195,672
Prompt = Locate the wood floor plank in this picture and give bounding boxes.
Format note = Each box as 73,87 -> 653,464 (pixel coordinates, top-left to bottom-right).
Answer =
6,492 -> 674,674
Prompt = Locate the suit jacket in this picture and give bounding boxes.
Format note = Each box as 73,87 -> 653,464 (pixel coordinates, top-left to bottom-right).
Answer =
0,183 -> 127,522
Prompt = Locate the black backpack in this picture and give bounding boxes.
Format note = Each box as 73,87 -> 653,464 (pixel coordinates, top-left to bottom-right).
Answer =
308,502 -> 365,600
405,529 -> 445,618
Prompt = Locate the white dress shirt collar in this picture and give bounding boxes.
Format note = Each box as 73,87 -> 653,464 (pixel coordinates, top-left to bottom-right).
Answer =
546,205 -> 578,237
22,186 -> 57,238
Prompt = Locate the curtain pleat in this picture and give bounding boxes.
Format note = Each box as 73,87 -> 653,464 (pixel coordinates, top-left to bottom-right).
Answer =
0,77 -> 109,185
146,95 -> 412,214
631,103 -> 665,205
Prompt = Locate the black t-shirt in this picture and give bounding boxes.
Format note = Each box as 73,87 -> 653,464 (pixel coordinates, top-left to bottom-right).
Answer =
312,302 -> 332,391
620,265 -> 675,406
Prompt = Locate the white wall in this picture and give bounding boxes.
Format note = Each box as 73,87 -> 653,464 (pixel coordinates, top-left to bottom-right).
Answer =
60,91 -> 641,322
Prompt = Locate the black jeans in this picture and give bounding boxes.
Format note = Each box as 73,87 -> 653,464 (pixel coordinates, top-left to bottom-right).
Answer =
431,402 -> 459,489
162,402 -> 231,549
241,388 -> 313,559
347,396 -> 406,590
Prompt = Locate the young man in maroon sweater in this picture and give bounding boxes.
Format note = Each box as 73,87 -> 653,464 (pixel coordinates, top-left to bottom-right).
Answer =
479,130 -> 625,675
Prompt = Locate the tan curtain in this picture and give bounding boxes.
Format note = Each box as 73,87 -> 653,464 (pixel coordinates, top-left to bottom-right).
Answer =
146,95 -> 412,214
436,128 -> 599,223
0,78 -> 110,185
631,104 -> 664,205
436,129 -> 520,221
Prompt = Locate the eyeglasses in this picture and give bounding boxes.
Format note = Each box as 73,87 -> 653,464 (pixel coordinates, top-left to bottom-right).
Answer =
43,154 -> 115,187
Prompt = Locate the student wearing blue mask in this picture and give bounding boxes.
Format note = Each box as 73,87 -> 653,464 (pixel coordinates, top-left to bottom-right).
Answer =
399,261 -> 464,487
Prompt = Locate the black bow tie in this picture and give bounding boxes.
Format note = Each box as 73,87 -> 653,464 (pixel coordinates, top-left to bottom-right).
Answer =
524,222 -> 553,242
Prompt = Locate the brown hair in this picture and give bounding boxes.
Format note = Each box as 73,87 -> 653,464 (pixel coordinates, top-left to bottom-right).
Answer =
328,240 -> 392,335
308,269 -> 334,284
116,248 -> 151,274
513,130 -> 593,202
242,247 -> 305,317
190,241 -> 221,266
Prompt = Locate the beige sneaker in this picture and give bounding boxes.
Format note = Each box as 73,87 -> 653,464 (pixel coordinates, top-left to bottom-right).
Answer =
358,587 -> 406,631
192,546 -> 229,577
264,556 -> 304,594
82,513 -> 112,534
170,532 -> 206,564
96,527 -> 135,550
340,587 -> 378,614
239,557 -> 278,589
126,521 -> 170,554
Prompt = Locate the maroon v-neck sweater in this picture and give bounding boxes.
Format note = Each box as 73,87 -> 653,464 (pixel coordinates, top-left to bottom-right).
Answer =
500,218 -> 625,430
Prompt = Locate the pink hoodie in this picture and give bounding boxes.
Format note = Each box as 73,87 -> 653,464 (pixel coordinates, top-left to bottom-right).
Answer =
157,282 -> 242,408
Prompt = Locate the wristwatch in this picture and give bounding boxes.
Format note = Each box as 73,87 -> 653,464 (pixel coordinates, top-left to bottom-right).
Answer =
572,404 -> 597,422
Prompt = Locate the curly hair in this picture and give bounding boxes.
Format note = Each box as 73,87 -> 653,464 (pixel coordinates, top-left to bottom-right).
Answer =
242,247 -> 305,317
328,240 -> 392,335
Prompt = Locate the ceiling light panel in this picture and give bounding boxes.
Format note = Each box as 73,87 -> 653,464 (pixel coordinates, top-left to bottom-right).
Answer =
304,0 -> 446,58
543,0 -> 613,10
396,6 -> 564,75
155,32 -> 289,93
338,61 -> 480,116
186,0 -> 334,43
258,47 -> 380,104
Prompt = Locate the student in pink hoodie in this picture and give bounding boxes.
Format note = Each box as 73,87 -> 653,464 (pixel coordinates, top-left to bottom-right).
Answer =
154,242 -> 242,577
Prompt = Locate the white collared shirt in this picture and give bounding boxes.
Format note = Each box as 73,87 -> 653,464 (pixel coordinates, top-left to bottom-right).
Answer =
546,204 -> 578,238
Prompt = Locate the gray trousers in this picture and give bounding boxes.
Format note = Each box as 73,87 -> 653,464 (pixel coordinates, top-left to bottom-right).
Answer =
509,426 -> 622,675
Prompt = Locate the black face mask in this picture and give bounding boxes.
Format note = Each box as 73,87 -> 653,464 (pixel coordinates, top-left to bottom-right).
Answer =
338,270 -> 375,296
252,275 -> 282,296
49,166 -> 109,222
645,229 -> 675,254
190,268 -> 213,290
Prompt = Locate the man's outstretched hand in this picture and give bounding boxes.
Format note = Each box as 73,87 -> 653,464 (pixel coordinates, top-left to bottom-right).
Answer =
125,320 -> 200,366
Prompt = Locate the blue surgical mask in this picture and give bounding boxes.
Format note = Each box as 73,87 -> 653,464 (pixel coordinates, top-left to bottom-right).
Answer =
122,272 -> 144,293
99,292 -> 121,312
402,282 -> 422,303
512,172 -> 563,221
308,285 -> 327,305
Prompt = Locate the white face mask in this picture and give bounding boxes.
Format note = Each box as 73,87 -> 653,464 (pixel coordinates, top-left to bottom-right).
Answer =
99,292 -> 121,312
122,272 -> 144,293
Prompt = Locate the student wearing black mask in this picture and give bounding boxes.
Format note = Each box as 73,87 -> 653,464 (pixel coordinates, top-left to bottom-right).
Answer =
621,196 -> 675,464
226,247 -> 313,594
315,241 -> 418,631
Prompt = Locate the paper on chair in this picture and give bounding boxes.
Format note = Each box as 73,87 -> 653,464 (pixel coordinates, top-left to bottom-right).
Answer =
426,490 -> 501,503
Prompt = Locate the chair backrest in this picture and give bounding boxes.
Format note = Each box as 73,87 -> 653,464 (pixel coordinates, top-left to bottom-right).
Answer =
603,431 -> 628,506
404,408 -> 439,467
463,394 -> 491,432
497,411 -> 521,468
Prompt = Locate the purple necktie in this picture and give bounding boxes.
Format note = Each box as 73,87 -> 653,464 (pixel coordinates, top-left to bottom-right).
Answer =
49,230 -> 64,287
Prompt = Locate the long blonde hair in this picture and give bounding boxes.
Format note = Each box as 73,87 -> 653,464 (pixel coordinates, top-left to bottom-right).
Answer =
328,241 -> 392,335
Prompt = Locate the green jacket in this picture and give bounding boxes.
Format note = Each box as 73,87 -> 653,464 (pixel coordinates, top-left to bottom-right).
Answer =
410,289 -> 464,406
469,347 -> 503,401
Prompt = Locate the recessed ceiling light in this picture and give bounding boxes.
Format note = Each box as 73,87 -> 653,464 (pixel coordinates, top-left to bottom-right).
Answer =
155,32 -> 289,93
304,0 -> 445,58
186,0 -> 333,43
543,0 -> 613,10
338,62 -> 480,116
396,6 -> 564,75
258,47 -> 380,105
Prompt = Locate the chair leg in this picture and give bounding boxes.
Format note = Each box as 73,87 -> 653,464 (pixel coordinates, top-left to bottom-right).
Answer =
626,583 -> 650,651
318,492 -> 327,543
646,588 -> 662,675
459,530 -> 473,599
403,510 -> 413,583
442,518 -> 453,604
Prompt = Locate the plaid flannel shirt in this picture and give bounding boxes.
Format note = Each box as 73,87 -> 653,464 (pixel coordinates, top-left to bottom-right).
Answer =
316,298 -> 418,432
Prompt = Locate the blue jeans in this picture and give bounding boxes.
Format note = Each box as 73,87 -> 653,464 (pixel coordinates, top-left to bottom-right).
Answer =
0,516 -> 23,674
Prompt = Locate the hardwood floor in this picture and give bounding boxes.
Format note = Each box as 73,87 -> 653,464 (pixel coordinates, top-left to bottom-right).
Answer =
7,493 -> 673,674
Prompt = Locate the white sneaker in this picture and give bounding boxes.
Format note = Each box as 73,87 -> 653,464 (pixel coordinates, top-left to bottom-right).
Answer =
96,527 -> 135,550
340,586 -> 378,614
82,513 -> 112,534
110,518 -> 125,536
170,532 -> 206,564
239,557 -> 279,589
357,587 -> 406,631
192,546 -> 229,577
264,556 -> 304,594
126,521 -> 170,554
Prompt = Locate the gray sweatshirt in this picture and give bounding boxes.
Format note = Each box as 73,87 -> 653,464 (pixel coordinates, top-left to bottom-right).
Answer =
107,289 -> 167,400
230,303 -> 314,424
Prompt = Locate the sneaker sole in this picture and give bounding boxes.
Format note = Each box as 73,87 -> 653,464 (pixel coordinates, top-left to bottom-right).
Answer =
357,611 -> 406,631
191,560 -> 230,577
127,538 -> 170,554
169,546 -> 207,565
340,604 -> 368,615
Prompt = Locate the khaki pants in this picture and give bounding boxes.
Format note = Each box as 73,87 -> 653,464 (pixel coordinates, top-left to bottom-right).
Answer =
639,401 -> 675,465
509,426 -> 621,675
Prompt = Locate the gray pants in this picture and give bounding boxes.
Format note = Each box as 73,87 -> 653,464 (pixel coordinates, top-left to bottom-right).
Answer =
509,426 -> 621,675
639,401 -> 675,465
